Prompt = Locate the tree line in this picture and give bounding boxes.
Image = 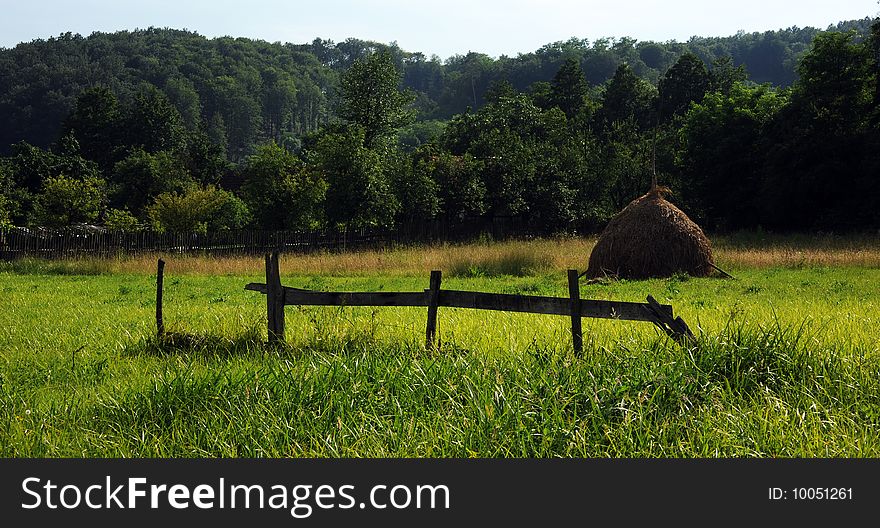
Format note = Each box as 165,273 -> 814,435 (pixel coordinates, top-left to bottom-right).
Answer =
0,19 -> 878,234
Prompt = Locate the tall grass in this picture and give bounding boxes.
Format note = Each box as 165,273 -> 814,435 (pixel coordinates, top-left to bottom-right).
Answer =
2,320 -> 877,457
2,234 -> 879,456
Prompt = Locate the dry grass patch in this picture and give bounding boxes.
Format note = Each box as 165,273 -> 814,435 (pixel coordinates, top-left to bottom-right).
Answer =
5,233 -> 879,277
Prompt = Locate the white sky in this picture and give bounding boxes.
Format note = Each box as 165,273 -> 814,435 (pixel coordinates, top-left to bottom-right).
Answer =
1,0 -> 877,58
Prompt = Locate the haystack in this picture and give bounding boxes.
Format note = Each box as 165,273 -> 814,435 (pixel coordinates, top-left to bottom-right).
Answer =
586,187 -> 714,279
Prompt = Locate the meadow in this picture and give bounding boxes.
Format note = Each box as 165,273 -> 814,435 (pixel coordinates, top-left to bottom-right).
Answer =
1,234 -> 879,457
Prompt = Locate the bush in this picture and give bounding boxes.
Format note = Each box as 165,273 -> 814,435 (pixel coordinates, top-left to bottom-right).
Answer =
147,185 -> 250,234
103,208 -> 142,232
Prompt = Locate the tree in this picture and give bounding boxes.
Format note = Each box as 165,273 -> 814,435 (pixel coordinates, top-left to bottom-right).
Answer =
0,194 -> 11,229
708,56 -> 748,95
261,68 -> 298,141
30,174 -> 107,227
795,31 -> 873,128
122,85 -> 186,154
5,141 -> 101,193
339,51 -> 415,148
240,142 -> 326,230
111,149 -> 193,214
181,129 -> 229,186
658,52 -> 711,121
597,63 -> 657,131
387,150 -> 440,224
550,58 -> 588,118
62,86 -> 123,172
164,76 -> 203,130
310,125 -> 396,228
413,148 -> 486,223
678,83 -> 787,228
0,161 -> 14,228
396,120 -> 446,151
759,31 -> 876,229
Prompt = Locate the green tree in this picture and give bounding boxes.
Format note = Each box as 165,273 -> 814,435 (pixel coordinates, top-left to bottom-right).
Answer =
414,147 -> 486,223
658,52 -> 711,121
679,83 -> 787,228
111,149 -> 193,214
708,56 -> 748,95
62,86 -> 123,172
442,92 -> 570,223
240,142 -> 326,230
387,150 -> 440,224
0,194 -> 11,229
760,31 -> 875,229
261,68 -> 298,141
164,76 -> 203,130
310,126 -> 396,228
550,58 -> 588,118
30,174 -> 107,227
6,141 -> 101,193
339,52 -> 415,148
181,129 -> 229,186
122,85 -> 186,154
795,31 -> 874,127
396,120 -> 446,151
597,63 -> 657,131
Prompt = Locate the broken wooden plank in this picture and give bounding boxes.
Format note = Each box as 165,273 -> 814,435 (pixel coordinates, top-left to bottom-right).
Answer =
245,283 -> 674,323
645,295 -> 695,345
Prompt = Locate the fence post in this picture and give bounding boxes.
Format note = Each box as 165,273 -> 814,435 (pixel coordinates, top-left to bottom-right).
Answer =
266,251 -> 286,345
156,259 -> 165,338
425,270 -> 442,350
567,269 -> 583,355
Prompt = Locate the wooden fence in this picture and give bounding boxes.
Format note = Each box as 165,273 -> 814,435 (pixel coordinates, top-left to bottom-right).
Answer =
244,253 -> 695,352
1,217 -> 535,259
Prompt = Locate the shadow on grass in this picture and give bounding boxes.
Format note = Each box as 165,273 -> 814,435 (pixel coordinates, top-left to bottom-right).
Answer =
124,326 -> 272,359
0,257 -> 112,275
123,325 -> 454,360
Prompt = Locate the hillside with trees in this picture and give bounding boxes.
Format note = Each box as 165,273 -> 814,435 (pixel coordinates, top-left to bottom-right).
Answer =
0,17 -> 878,235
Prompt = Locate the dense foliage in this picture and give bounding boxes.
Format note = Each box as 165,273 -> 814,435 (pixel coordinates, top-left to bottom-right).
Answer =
0,18 -> 878,233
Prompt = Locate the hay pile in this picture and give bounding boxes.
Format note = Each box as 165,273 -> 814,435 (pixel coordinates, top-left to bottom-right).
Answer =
586,187 -> 714,279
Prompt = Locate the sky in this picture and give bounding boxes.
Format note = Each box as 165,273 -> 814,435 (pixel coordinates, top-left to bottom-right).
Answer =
1,0 -> 878,58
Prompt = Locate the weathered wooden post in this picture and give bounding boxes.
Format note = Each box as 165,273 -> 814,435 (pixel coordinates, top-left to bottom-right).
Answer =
567,269 -> 583,355
156,258 -> 165,338
266,251 -> 286,345
425,270 -> 442,350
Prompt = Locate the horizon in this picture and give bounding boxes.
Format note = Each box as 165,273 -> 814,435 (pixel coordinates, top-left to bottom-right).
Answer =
1,1 -> 878,60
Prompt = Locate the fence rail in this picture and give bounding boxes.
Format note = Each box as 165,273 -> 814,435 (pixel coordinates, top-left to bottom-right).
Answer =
242,253 -> 695,352
1,218 -> 535,259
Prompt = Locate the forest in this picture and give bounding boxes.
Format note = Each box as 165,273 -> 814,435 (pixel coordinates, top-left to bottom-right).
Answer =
0,17 -> 878,234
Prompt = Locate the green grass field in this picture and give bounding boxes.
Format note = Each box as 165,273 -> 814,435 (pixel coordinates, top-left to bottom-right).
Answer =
2,236 -> 879,457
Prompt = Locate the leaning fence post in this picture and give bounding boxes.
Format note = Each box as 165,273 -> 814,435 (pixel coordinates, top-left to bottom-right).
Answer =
567,269 -> 583,355
425,270 -> 442,350
266,251 -> 286,345
156,258 -> 165,338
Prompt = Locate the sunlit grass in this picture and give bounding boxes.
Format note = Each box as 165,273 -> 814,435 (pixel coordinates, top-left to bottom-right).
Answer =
1,234 -> 879,457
